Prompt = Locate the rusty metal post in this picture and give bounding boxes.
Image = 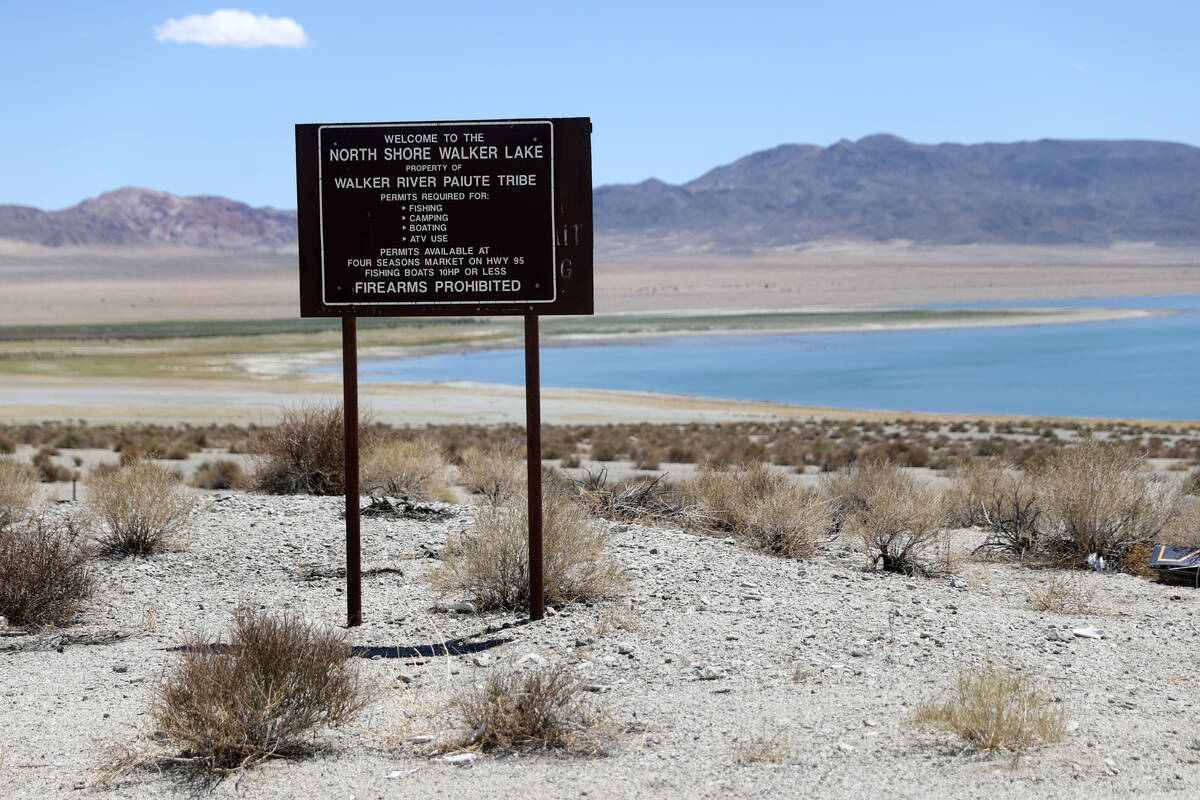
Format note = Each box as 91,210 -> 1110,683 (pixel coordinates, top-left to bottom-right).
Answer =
342,315 -> 362,627
524,314 -> 545,621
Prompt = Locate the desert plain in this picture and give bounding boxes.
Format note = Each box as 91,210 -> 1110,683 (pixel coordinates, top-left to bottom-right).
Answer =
2,241 -> 1200,799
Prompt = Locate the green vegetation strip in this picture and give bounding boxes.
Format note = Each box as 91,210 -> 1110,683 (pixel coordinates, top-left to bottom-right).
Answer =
0,308 -> 1050,344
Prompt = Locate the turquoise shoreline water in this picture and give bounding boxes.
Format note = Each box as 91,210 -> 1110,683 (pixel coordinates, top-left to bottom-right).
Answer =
318,296 -> 1200,421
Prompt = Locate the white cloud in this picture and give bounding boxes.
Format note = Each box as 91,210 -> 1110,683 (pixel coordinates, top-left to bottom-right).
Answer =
155,9 -> 308,49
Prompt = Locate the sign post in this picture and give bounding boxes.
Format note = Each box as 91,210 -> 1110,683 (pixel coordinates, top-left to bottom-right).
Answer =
296,118 -> 592,625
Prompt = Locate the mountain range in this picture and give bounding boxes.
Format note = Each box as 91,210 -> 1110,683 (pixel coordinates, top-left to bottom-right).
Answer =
2,135 -> 1198,250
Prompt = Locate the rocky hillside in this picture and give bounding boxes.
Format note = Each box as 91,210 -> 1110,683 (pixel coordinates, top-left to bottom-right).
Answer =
595,134 -> 1200,247
0,187 -> 297,249
4,135 -> 1199,250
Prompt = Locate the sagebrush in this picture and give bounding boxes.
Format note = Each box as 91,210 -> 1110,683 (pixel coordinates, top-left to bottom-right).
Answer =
1036,441 -> 1181,568
434,489 -> 624,610
149,608 -> 370,771
0,457 -> 38,530
451,663 -> 608,754
87,460 -> 195,555
253,404 -> 376,495
678,463 -> 830,558
457,442 -> 525,503
831,461 -> 951,576
0,512 -> 95,628
361,437 -> 454,501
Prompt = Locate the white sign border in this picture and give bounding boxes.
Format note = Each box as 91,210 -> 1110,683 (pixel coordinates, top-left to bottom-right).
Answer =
316,119 -> 557,306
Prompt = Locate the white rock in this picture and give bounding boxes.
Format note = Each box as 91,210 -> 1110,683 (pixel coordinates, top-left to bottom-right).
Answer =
442,753 -> 478,765
1072,628 -> 1105,640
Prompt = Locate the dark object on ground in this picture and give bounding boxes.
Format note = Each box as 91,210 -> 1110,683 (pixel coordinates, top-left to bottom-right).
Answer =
1150,546 -> 1200,586
359,496 -> 454,521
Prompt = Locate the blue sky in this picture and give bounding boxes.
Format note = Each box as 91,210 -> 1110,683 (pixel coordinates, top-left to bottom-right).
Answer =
2,1 -> 1197,210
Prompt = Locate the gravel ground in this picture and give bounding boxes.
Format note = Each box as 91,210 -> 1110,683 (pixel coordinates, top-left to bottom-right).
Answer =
2,491 -> 1199,799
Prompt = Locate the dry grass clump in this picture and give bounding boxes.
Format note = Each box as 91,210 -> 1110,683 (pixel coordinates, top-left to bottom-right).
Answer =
433,490 -> 624,611
148,608 -> 370,772
1024,573 -> 1097,614
730,728 -> 794,764
253,404 -> 371,496
1036,441 -> 1182,568
678,463 -> 830,558
0,457 -> 39,529
457,442 -> 525,503
361,437 -> 454,501
451,663 -> 608,754
87,460 -> 196,555
832,461 -> 950,576
190,459 -> 250,491
914,669 -> 1066,752
0,512 -> 95,628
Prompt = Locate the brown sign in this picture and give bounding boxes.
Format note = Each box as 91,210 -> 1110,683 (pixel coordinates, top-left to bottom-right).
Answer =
296,118 -> 593,317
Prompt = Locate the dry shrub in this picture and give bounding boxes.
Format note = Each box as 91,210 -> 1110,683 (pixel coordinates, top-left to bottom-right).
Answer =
0,457 -> 39,529
451,663 -> 608,754
0,512 -> 95,628
833,462 -> 950,576
0,435 -> 16,454
945,459 -> 1008,528
253,404 -> 372,496
361,437 -> 454,501
679,463 -> 830,558
458,442 -> 525,503
190,459 -> 250,490
972,470 -> 1044,557
914,669 -> 1066,752
568,468 -> 692,525
149,608 -> 370,771
822,458 -> 905,534
433,490 -> 624,611
1164,497 -> 1200,548
32,447 -> 73,482
1182,468 -> 1200,496
1036,441 -> 1183,568
1024,574 -> 1096,614
88,460 -> 196,555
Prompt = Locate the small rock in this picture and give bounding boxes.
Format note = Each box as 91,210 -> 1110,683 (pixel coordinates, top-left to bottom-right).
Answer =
581,683 -> 613,693
434,601 -> 477,614
1072,628 -> 1105,640
442,753 -> 478,765
617,642 -> 634,655
1103,757 -> 1118,775
386,768 -> 417,778
544,606 -> 557,616
684,664 -> 726,681
1066,720 -> 1080,732
837,742 -> 856,753
519,652 -> 546,666
411,735 -> 435,744
112,663 -> 129,674
950,577 -> 968,589
472,654 -> 491,668
1045,628 -> 1073,642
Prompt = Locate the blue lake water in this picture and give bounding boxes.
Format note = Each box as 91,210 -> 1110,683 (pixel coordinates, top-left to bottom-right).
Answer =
327,296 -> 1200,420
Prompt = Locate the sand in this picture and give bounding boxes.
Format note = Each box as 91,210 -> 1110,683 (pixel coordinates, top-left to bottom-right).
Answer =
3,493 -> 1199,799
